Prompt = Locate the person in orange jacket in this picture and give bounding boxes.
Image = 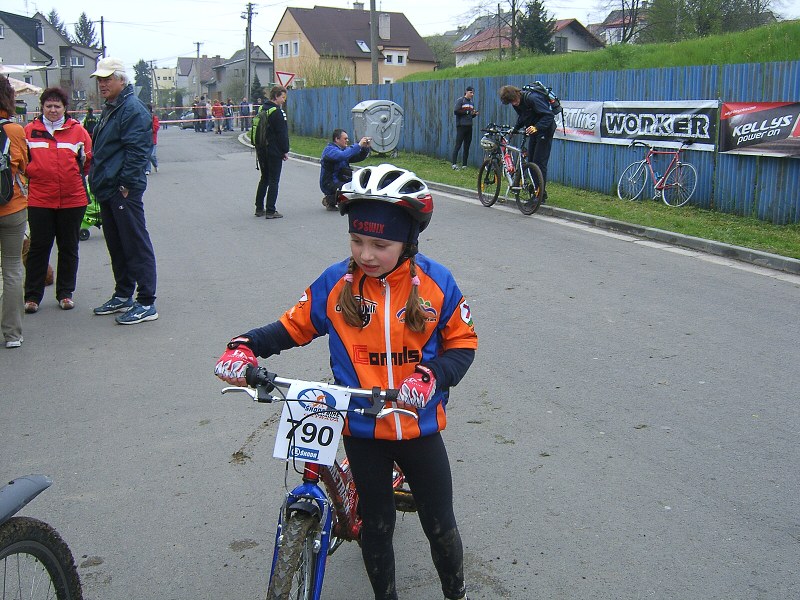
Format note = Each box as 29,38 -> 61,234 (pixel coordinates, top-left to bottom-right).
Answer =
216,165 -> 477,600
0,76 -> 30,347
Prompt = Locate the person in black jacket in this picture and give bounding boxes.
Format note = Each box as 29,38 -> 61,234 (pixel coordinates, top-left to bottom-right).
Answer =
499,84 -> 556,200
451,86 -> 478,170
254,86 -> 290,219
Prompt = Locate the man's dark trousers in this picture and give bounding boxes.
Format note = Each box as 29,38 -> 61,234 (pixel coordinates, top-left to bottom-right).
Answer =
527,126 -> 555,189
98,189 -> 157,306
255,151 -> 284,214
451,125 -> 473,166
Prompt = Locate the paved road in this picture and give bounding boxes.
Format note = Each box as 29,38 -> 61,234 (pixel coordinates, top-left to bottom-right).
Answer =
2,127 -> 799,600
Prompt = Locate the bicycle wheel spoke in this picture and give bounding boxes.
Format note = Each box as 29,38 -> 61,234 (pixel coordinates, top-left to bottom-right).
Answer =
515,162 -> 544,215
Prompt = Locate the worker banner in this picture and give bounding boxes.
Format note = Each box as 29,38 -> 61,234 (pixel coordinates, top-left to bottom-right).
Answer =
719,102 -> 800,157
555,101 -> 718,151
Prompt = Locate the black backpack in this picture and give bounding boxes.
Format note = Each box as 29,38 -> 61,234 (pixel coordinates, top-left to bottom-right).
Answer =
0,118 -> 16,206
522,81 -> 563,115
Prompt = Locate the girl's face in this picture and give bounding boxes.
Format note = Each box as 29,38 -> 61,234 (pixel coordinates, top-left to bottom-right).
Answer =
43,98 -> 65,122
350,233 -> 404,278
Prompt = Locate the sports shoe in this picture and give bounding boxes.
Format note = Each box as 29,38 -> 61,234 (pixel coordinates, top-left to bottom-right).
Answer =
254,209 -> 265,217
115,302 -> 158,325
93,296 -> 134,315
460,165 -> 468,170
5,337 -> 23,349
265,211 -> 284,219
24,301 -> 39,314
59,298 -> 75,310
451,164 -> 458,170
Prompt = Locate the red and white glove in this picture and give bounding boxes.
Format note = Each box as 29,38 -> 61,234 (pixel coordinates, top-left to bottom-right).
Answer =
214,337 -> 257,384
397,365 -> 436,409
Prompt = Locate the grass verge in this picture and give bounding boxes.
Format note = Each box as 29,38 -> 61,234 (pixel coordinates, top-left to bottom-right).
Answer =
291,134 -> 800,260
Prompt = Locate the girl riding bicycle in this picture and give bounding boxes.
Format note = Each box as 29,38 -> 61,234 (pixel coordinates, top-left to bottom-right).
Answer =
215,164 -> 478,600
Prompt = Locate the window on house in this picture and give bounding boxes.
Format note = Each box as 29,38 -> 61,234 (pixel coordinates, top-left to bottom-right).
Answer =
554,36 -> 568,53
70,56 -> 84,67
292,41 -> 299,56
36,23 -> 44,44
383,78 -> 393,84
72,90 -> 86,100
385,54 -> 393,64
24,76 -> 33,84
458,33 -> 471,42
0,25 -> 5,39
397,54 -> 405,65
278,42 -> 290,58
356,40 -> 370,53
60,57 -> 67,67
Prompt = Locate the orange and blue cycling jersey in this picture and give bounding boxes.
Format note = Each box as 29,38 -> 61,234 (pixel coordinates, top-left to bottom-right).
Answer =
249,254 -> 477,441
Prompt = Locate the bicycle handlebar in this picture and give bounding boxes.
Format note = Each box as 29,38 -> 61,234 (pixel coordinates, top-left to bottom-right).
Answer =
629,138 -> 694,149
221,365 -> 412,420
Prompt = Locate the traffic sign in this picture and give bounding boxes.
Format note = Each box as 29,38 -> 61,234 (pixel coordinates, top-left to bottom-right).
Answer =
275,71 -> 296,88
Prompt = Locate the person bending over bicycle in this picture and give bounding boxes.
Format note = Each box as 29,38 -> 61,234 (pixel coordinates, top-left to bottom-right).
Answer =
215,164 -> 478,600
499,84 -> 556,201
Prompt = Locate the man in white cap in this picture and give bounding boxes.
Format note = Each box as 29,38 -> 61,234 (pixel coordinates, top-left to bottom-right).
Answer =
88,57 -> 159,324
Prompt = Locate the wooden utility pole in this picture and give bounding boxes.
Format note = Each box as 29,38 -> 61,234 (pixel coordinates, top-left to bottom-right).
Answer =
194,42 -> 202,99
370,0 -> 379,86
242,3 -> 256,100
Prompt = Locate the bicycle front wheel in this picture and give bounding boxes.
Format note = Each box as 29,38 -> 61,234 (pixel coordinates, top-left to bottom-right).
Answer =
0,517 -> 83,600
661,162 -> 697,207
617,161 -> 647,201
515,162 -> 544,215
477,159 -> 501,207
266,512 -> 319,600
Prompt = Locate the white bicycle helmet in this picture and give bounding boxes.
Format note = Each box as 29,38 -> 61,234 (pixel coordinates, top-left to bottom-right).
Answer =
339,164 -> 434,232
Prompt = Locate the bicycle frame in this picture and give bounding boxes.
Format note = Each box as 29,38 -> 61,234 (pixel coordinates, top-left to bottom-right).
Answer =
641,144 -> 682,192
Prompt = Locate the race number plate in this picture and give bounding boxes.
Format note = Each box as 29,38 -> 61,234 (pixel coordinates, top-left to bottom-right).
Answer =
273,381 -> 350,466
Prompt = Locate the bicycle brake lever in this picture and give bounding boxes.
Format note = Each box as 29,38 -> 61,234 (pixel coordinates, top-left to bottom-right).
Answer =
378,407 -> 419,420
221,386 -> 258,401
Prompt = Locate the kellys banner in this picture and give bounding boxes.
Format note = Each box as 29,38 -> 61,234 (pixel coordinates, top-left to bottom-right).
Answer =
719,102 -> 800,157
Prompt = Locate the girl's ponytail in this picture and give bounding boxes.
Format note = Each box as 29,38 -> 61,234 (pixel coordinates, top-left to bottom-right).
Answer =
337,258 -> 365,328
404,257 -> 427,333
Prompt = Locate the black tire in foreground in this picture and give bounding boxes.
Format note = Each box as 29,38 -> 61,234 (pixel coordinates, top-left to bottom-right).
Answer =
265,512 -> 318,600
515,162 -> 544,215
477,159 -> 502,207
0,516 -> 83,600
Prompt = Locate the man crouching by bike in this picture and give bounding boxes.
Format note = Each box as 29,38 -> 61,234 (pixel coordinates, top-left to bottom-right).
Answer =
215,165 -> 477,600
499,84 -> 556,201
319,128 -> 371,210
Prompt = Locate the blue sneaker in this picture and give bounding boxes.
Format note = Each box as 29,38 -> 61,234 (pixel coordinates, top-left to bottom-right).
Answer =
94,296 -> 134,315
115,302 -> 158,325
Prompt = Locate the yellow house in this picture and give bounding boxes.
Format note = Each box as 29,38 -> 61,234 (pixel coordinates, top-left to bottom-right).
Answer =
270,4 -> 436,87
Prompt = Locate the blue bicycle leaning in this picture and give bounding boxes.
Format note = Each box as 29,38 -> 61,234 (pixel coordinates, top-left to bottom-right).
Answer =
222,365 -> 417,600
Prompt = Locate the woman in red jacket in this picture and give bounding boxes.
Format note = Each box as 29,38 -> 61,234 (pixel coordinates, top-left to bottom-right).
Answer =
23,87 -> 92,312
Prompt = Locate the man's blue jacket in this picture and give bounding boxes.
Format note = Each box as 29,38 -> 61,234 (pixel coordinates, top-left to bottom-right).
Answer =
88,84 -> 152,200
319,142 -> 370,195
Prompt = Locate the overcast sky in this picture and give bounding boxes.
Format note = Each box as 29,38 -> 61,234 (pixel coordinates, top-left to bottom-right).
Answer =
4,0 -> 797,72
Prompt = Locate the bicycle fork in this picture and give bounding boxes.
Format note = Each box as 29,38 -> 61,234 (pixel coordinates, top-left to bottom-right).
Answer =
270,480 -> 333,600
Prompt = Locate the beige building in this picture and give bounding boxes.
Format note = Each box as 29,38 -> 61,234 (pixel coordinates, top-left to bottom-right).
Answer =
270,4 -> 436,87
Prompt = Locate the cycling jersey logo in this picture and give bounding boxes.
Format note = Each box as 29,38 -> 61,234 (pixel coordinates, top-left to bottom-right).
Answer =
353,345 -> 421,366
395,297 -> 438,323
460,300 -> 473,327
336,296 -> 377,326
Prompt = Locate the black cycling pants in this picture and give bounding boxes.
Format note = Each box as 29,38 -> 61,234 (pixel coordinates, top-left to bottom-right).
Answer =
451,125 -> 473,166
526,126 -> 555,190
343,433 -> 466,600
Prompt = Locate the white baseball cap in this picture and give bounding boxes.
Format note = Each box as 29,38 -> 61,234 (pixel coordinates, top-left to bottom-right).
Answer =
91,57 -> 125,78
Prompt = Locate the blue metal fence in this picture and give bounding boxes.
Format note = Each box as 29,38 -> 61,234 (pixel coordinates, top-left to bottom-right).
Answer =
286,61 -> 800,224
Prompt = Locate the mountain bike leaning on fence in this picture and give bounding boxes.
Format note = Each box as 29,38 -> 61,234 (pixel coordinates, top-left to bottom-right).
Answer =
477,123 -> 544,215
617,138 -> 698,207
0,474 -> 83,600
221,365 -> 419,600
